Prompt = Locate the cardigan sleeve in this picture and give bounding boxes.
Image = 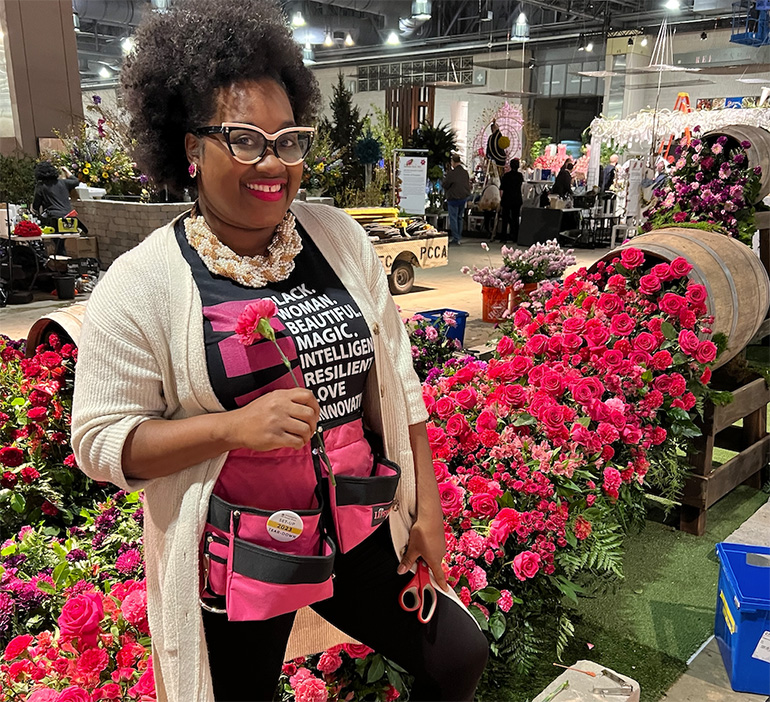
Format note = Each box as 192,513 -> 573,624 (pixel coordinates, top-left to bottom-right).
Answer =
71,255 -> 168,493
356,221 -> 429,426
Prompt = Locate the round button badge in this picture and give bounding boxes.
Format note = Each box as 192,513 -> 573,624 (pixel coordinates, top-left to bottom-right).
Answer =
266,510 -> 304,542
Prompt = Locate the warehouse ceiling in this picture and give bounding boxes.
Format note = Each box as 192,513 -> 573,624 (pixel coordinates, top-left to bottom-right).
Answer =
73,0 -> 736,88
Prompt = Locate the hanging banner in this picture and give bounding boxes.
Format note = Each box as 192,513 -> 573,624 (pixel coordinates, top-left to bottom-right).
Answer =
397,156 -> 428,215
626,158 -> 644,219
450,101 -> 469,165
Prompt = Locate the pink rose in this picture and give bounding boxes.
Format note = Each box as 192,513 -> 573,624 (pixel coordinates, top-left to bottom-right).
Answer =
638,273 -> 661,296
434,397 -> 456,420
58,593 -> 104,648
678,330 -> 700,356
475,410 -> 498,432
469,493 -> 498,518
619,247 -> 645,269
454,388 -> 478,410
634,332 -> 658,354
695,340 -> 717,364
57,687 -> 91,702
342,644 -> 374,659
669,256 -> 693,278
93,683 -> 122,700
445,414 -> 470,438
597,294 -> 623,316
686,284 -> 707,306
438,481 -> 465,518
571,377 -> 603,404
659,293 -> 686,316
385,684 -> 401,701
497,336 -> 516,357
651,262 -> 672,280
609,313 -> 635,337
524,334 -> 548,355
235,298 -> 278,345
562,317 -> 586,334
433,460 -> 449,482
28,690 -> 59,702
317,650 -> 342,674
512,551 -> 541,581
127,666 -> 155,699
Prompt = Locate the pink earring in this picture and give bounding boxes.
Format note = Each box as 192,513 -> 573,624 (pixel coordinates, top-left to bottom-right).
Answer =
188,162 -> 198,178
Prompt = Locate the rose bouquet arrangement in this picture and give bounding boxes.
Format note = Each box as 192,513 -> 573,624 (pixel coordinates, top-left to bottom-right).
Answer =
423,247 -> 722,671
278,644 -> 410,702
403,311 -> 462,382
643,129 -> 762,244
13,220 -> 42,238
0,491 -> 144,647
500,240 -> 576,288
0,580 -> 154,701
0,334 -> 111,535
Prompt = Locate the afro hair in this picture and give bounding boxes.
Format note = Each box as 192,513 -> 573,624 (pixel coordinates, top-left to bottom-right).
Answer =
120,0 -> 321,194
35,161 -> 60,183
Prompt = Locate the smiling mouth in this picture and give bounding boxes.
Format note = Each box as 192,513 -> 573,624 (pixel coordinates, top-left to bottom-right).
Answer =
245,183 -> 284,192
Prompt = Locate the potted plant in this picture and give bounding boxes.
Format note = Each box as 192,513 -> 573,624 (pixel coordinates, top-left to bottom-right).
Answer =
501,240 -> 576,309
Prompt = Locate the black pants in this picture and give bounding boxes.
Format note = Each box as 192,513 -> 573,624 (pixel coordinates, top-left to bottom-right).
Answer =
500,202 -> 521,243
202,522 -> 489,701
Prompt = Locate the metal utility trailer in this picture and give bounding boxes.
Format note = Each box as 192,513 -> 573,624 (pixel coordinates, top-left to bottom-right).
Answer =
373,233 -> 448,295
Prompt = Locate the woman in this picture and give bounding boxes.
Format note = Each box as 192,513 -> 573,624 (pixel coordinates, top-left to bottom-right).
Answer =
71,1 -> 488,701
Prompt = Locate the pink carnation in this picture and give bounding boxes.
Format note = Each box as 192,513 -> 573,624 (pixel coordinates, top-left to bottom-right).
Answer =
295,676 -> 328,702
498,590 -> 514,613
316,650 -> 343,674
235,299 -> 278,345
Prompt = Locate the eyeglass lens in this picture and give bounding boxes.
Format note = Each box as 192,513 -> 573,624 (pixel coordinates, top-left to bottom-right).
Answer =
227,128 -> 312,164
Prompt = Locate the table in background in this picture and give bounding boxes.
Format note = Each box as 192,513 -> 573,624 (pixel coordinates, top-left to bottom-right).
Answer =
580,212 -> 620,248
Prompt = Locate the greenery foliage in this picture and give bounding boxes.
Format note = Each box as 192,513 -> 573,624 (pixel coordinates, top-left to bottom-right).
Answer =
408,120 -> 458,170
0,153 -> 36,206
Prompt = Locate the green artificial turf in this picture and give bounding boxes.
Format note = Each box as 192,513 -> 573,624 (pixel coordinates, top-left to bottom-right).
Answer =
477,486 -> 769,702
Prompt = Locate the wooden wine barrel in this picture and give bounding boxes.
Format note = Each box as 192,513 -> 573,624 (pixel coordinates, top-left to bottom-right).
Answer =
703,125 -> 770,202
25,303 -> 87,357
595,228 -> 770,369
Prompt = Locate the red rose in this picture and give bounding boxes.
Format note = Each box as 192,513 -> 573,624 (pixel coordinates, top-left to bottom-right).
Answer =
524,334 -> 548,355
497,336 -> 516,357
342,644 -> 374,659
541,371 -> 564,396
454,387 -> 478,410
0,447 -> 24,468
633,332 -> 658,354
686,284 -> 708,306
638,273 -> 662,296
4,634 -> 34,660
571,377 -> 603,404
469,493 -> 498,518
659,293 -> 686,316
622,425 -> 643,445
678,330 -> 700,356
438,480 -> 465,518
475,410 -> 497,432
669,256 -> 693,278
434,397 -> 456,420
41,501 -> 59,516
57,687 -> 91,702
38,351 -> 62,369
512,551 -> 541,580
609,313 -> 635,337
651,262 -> 672,280
603,349 -> 624,368
20,466 -> 39,484
58,592 -> 104,648
562,316 -> 586,334
695,340 -> 717,364
619,247 -> 645,269
502,384 -> 527,407
445,413 -> 470,438
597,293 -> 623,316
26,406 -> 48,421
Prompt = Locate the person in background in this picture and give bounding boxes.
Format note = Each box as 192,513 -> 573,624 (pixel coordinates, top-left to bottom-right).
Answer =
602,153 -> 619,191
551,160 -> 574,199
443,153 -> 472,245
32,161 -> 87,254
498,158 -> 524,244
652,159 -> 669,190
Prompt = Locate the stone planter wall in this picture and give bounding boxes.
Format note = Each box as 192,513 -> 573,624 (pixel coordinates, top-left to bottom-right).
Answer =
73,199 -> 191,269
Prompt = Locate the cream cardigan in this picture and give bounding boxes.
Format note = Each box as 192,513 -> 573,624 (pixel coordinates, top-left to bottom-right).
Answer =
71,202 -> 462,702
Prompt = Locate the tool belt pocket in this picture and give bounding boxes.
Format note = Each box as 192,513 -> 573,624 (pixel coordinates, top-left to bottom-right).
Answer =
329,456 -> 401,553
202,494 -> 334,621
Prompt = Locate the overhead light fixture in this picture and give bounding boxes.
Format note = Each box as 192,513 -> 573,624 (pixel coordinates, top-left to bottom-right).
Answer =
513,12 -> 529,41
628,37 -> 634,46
291,10 -> 306,27
385,30 -> 401,45
121,36 -> 135,54
73,11 -> 80,32
528,58 -> 536,69
411,0 -> 432,21
99,66 -> 112,79
323,30 -> 334,47
585,41 -> 594,52
344,32 -> 355,46
480,10 -> 493,22
641,36 -> 648,46
700,30 -> 708,40
664,0 -> 680,10
302,42 -> 316,65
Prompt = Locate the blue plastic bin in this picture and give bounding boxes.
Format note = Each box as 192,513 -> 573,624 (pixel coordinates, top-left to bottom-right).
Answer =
416,308 -> 469,346
714,542 -> 770,695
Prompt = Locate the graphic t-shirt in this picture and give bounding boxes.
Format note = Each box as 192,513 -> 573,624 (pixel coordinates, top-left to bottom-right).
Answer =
175,213 -> 374,425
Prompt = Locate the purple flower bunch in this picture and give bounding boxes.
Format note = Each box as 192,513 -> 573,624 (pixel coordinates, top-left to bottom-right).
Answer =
501,239 -> 577,286
644,130 -> 762,244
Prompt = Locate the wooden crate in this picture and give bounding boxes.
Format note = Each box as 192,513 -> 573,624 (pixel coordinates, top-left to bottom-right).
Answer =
681,375 -> 770,535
